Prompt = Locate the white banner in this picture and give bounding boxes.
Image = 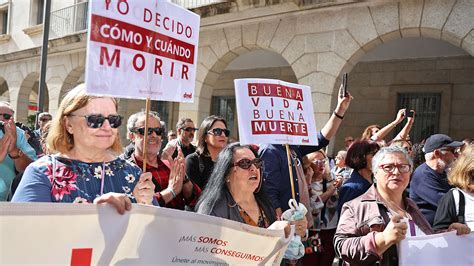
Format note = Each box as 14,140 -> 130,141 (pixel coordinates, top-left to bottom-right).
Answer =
234,79 -> 318,146
85,0 -> 200,102
0,203 -> 290,265
398,231 -> 474,265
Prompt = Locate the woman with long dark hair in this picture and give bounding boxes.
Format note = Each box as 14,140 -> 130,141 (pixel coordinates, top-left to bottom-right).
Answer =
196,142 -> 307,236
185,115 -> 229,191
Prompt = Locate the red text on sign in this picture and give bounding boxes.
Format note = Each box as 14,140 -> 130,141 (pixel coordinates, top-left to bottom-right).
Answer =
251,120 -> 308,136
248,83 -> 303,101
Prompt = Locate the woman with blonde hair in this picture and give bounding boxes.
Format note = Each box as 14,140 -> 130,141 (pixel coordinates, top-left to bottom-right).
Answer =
302,149 -> 342,266
12,84 -> 155,212
434,144 -> 474,230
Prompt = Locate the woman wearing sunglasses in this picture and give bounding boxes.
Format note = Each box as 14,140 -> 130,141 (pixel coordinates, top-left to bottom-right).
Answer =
12,84 -> 156,213
302,150 -> 342,266
334,146 -> 470,265
196,143 -> 307,242
185,115 -> 230,191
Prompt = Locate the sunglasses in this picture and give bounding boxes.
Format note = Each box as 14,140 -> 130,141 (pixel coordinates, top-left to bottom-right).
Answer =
208,128 -> 230,137
182,127 -> 198,133
168,134 -> 177,137
234,158 -> 263,170
134,127 -> 163,136
69,114 -> 123,128
0,113 -> 12,120
312,159 -> 327,165
40,117 -> 51,122
379,164 -> 411,174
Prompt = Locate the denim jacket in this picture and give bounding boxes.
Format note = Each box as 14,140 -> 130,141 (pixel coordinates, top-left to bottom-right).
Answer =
334,185 -> 433,266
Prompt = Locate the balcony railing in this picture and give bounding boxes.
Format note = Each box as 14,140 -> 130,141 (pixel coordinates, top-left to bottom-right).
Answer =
171,0 -> 227,9
49,0 -> 228,39
50,1 -> 88,39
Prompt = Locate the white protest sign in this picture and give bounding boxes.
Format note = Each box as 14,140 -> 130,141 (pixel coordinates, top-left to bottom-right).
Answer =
0,203 -> 289,265
398,231 -> 474,265
234,78 -> 318,146
85,0 -> 200,102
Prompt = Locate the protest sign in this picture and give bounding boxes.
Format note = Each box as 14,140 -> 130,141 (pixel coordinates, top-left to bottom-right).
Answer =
234,79 -> 318,146
0,203 -> 290,265
398,231 -> 474,265
85,0 -> 200,102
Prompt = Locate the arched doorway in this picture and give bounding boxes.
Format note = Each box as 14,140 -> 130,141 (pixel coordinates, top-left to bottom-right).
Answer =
17,73 -> 49,125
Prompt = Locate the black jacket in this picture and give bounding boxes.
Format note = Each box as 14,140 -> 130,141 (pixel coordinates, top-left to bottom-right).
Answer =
433,188 -> 466,230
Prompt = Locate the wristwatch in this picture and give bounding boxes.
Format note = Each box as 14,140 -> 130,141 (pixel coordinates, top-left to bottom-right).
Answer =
9,149 -> 23,159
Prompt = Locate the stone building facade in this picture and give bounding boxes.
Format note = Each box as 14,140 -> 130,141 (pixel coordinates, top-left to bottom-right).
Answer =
0,0 -> 472,153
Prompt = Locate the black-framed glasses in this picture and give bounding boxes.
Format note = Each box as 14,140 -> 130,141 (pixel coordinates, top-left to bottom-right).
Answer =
234,158 -> 263,170
182,127 -> 198,133
379,164 -> 411,174
208,128 -> 230,137
0,113 -> 13,120
40,117 -> 52,122
439,148 -> 458,155
134,127 -> 163,136
68,114 -> 123,128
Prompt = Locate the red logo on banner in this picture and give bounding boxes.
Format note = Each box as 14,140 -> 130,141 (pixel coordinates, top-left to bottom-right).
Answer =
71,248 -> 93,266
183,92 -> 193,99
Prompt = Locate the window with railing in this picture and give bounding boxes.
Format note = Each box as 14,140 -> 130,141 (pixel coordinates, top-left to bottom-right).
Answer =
50,1 -> 88,38
396,93 -> 441,143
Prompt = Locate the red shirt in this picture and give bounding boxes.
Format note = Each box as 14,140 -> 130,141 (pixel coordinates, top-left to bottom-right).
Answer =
130,154 -> 201,210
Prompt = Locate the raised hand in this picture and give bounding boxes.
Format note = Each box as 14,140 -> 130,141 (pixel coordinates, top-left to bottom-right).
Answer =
382,214 -> 408,245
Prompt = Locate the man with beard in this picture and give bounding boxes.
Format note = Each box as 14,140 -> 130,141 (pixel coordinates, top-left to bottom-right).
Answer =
410,134 -> 464,225
124,111 -> 201,209
161,117 -> 197,160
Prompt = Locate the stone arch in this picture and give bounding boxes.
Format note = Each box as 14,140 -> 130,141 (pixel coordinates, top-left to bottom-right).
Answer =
59,66 -> 85,105
17,73 -> 50,123
196,17 -> 301,122
315,1 -> 474,152
0,77 -> 9,102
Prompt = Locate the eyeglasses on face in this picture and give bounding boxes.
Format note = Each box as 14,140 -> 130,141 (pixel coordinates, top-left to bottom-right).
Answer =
207,128 -> 230,137
312,159 -> 327,165
439,148 -> 458,155
379,164 -> 411,174
40,117 -> 51,122
234,158 -> 263,170
168,134 -> 177,137
0,113 -> 13,120
68,114 -> 123,128
182,127 -> 198,133
134,127 -> 163,136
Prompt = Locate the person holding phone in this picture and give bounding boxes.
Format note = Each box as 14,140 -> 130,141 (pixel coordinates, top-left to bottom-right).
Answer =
362,109 -> 416,146
259,79 -> 353,229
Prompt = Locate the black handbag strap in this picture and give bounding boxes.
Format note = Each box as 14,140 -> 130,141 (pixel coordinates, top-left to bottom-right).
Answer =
457,189 -> 466,224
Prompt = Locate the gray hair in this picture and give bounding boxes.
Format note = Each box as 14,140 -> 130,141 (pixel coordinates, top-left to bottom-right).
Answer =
176,117 -> 194,131
372,146 -> 413,175
0,101 -> 13,112
336,150 -> 347,159
38,112 -> 52,119
425,152 -> 434,161
126,111 -> 161,139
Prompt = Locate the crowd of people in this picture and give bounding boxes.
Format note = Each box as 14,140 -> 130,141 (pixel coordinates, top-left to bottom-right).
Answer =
1,82 -> 473,265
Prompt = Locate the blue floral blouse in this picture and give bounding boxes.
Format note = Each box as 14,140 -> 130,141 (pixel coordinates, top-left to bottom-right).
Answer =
12,155 -> 143,203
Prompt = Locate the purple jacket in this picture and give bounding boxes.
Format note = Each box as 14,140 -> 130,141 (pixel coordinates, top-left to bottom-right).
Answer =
334,185 -> 433,266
